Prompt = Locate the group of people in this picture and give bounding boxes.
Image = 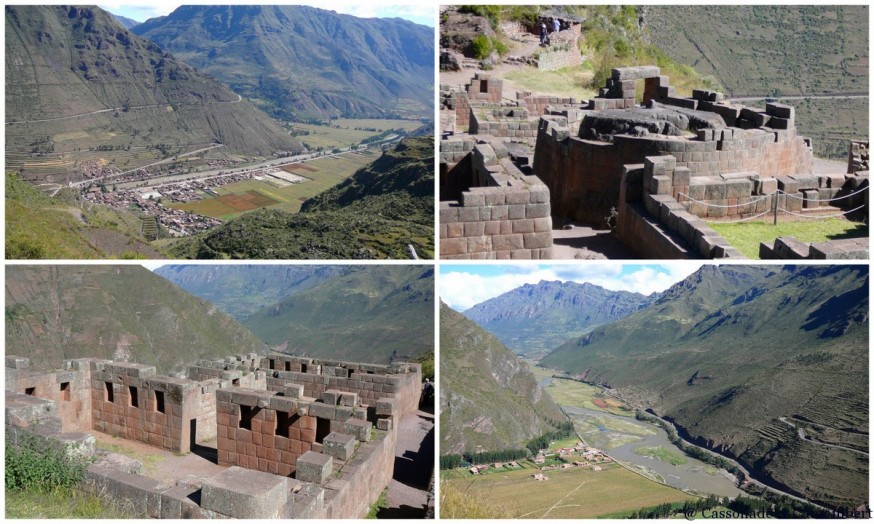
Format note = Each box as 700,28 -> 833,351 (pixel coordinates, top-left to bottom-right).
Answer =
539,17 -> 561,45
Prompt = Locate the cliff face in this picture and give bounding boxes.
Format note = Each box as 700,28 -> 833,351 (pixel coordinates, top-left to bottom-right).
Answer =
440,303 -> 566,454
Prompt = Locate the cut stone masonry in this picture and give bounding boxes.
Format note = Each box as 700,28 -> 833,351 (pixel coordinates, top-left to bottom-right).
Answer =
6,353 -> 422,519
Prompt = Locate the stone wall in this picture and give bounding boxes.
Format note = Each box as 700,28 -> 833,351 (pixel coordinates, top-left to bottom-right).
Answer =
260,355 -> 422,419
537,29 -> 582,71
5,351 -> 415,519
535,113 -> 814,226
6,356 -> 93,432
440,140 -> 552,259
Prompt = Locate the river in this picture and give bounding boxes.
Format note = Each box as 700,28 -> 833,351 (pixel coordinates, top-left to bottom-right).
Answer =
563,405 -> 742,498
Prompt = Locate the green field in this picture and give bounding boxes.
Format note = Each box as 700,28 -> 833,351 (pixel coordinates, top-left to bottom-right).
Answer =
708,218 -> 868,259
443,462 -> 694,518
544,379 -> 634,417
169,152 -> 376,219
289,119 -> 423,150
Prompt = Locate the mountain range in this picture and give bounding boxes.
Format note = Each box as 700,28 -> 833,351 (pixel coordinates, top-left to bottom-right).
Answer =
462,280 -> 652,356
440,303 -> 566,454
5,5 -> 301,184
154,264 -> 353,320
541,265 -> 868,510
5,265 -> 266,374
133,5 -> 433,120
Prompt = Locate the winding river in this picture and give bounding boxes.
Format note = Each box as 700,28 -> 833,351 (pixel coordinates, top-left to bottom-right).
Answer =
563,405 -> 742,498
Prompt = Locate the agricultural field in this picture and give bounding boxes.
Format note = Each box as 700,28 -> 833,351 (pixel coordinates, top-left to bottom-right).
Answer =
288,119 -> 423,150
543,379 -> 634,417
443,462 -> 694,518
169,151 -> 376,219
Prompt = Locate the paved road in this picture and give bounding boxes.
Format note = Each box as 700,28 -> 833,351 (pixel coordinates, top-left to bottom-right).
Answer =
777,417 -> 868,456
648,412 -> 840,516
70,144 -> 227,188
6,94 -> 242,125
729,94 -> 868,103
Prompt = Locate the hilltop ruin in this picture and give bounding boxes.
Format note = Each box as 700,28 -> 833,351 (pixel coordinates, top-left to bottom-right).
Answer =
440,65 -> 869,259
6,353 -> 423,519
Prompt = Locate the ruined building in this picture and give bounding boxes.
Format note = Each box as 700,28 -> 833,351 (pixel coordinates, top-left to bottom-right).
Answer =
440,66 -> 869,259
6,353 -> 422,519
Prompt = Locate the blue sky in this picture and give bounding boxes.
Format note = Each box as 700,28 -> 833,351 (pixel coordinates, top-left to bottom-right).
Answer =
440,263 -> 703,311
100,3 -> 434,27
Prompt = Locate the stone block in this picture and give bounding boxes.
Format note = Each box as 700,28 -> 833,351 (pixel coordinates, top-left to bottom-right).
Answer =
160,485 -> 201,519
377,418 -> 393,431
296,451 -> 333,485
201,466 -> 289,519
523,232 -> 552,250
526,203 -> 550,219
672,167 -> 691,187
375,398 -> 397,417
754,177 -> 777,194
322,432 -> 356,461
321,390 -> 341,405
765,102 -> 794,119
651,175 -> 672,195
338,392 -> 358,407
343,418 -> 372,442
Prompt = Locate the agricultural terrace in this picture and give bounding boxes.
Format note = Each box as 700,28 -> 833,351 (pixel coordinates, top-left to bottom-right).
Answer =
169,151 -> 375,219
443,462 -> 694,518
288,118 -> 424,150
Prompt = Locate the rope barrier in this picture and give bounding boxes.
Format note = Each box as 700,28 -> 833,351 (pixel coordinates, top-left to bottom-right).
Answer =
677,192 -> 771,209
706,209 -> 774,224
775,203 -> 868,220
779,185 -> 868,203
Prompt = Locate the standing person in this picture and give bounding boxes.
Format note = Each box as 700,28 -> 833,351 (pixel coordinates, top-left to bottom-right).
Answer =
540,20 -> 547,44
553,17 -> 560,33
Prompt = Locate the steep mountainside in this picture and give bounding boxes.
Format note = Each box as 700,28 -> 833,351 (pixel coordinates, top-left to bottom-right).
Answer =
643,5 -> 868,158
167,137 -> 434,259
441,303 -> 567,454
463,280 -> 651,355
243,266 -> 434,364
6,6 -> 301,184
154,265 -> 353,320
542,265 -> 868,509
5,265 -> 265,374
6,174 -> 165,259
134,5 -> 433,120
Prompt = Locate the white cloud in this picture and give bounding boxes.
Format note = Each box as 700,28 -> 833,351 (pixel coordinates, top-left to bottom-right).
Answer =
440,263 -> 702,311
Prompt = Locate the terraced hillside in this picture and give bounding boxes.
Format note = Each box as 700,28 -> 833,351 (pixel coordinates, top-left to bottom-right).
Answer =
643,5 -> 869,157
5,265 -> 266,374
5,5 -> 301,184
440,303 -> 567,454
542,265 -> 868,510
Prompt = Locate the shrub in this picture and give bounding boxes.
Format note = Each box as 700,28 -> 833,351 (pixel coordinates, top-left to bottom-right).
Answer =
471,35 -> 492,59
6,433 -> 89,492
457,5 -> 502,29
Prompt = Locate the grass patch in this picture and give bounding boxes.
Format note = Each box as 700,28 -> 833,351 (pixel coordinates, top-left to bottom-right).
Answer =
94,439 -> 164,474
366,489 -> 389,518
708,218 -> 868,258
504,66 -> 597,100
633,446 -> 688,466
6,488 -> 136,518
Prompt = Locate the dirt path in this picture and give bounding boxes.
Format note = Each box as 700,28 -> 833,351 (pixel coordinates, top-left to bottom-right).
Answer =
551,223 -> 639,259
379,409 -> 435,518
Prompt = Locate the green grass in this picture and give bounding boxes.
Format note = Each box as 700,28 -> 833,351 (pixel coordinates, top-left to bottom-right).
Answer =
633,446 -> 688,466
504,66 -> 597,100
94,439 -> 164,474
6,488 -> 137,518
708,218 -> 868,258
443,462 -> 694,518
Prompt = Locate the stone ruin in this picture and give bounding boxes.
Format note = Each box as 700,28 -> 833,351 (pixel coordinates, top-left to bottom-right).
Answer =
439,66 -> 869,259
5,353 -> 422,519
